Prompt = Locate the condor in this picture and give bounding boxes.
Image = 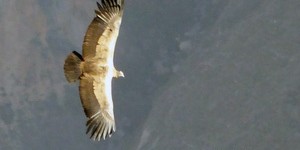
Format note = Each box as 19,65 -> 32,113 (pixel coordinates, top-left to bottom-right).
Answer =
64,0 -> 125,141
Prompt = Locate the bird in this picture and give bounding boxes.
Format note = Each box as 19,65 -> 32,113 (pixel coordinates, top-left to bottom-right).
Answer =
63,0 -> 125,141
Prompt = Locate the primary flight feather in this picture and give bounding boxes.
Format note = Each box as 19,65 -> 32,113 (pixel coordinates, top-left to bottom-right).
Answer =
63,0 -> 125,141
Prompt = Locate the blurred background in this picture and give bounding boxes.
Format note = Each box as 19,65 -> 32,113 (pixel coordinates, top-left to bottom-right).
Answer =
0,0 -> 300,149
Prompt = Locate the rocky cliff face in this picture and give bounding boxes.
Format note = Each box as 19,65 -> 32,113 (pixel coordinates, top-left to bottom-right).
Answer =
0,0 -> 299,150
130,0 -> 300,149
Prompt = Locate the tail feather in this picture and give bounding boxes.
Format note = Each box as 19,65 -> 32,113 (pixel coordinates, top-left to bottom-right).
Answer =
64,51 -> 83,82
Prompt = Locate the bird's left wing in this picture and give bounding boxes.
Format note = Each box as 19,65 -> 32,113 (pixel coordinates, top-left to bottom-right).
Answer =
79,75 -> 115,141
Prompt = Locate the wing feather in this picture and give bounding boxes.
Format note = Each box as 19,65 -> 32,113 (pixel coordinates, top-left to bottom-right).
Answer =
79,78 -> 100,117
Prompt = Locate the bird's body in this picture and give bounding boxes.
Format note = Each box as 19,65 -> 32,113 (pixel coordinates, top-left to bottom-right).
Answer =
63,0 -> 125,141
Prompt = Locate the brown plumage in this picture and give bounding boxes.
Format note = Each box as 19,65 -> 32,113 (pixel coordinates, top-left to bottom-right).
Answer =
63,0 -> 125,141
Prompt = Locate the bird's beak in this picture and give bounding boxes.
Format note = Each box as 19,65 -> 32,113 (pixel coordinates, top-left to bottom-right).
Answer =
120,71 -> 125,78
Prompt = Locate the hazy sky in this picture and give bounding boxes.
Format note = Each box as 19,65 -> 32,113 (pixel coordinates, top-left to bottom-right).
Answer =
0,0 -> 300,150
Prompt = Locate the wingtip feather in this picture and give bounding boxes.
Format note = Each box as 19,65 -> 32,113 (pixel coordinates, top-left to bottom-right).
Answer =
86,111 -> 115,141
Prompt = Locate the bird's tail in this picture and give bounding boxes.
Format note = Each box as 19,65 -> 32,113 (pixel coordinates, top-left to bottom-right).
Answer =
64,51 -> 83,82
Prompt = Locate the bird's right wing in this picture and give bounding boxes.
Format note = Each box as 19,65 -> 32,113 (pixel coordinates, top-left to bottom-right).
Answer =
82,0 -> 125,59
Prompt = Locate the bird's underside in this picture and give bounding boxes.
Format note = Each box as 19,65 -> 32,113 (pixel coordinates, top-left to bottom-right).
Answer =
63,0 -> 125,141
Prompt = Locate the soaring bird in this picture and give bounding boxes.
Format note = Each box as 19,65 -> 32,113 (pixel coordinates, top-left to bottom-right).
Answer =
63,0 -> 125,141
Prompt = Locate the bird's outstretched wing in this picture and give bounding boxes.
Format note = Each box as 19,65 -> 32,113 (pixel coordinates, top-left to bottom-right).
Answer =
82,0 -> 125,59
79,76 -> 115,140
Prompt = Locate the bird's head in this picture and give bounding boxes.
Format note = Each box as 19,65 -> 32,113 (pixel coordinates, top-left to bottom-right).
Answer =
117,71 -> 125,78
